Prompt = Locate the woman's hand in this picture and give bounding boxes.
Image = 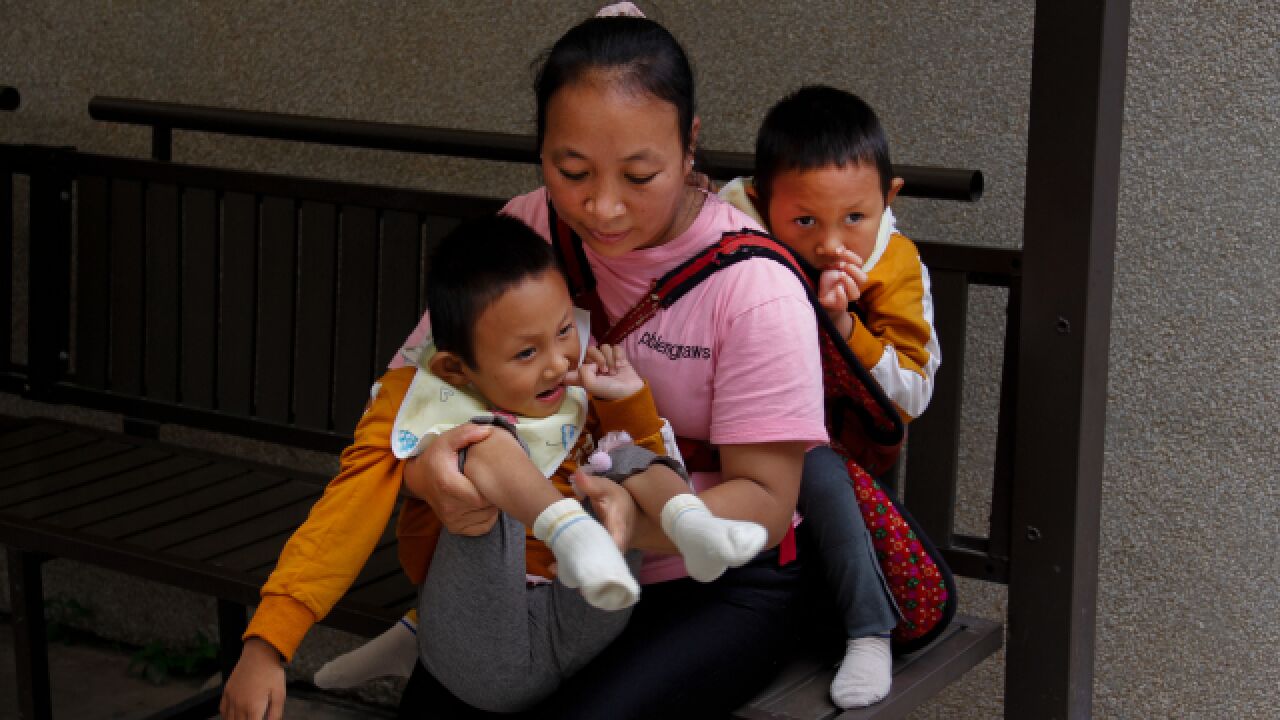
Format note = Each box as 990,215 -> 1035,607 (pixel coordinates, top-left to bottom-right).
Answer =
566,344 -> 644,402
403,423 -> 499,536
220,637 -> 286,720
570,469 -> 641,551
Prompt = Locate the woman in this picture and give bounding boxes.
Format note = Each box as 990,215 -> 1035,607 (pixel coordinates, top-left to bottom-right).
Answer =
395,13 -> 828,719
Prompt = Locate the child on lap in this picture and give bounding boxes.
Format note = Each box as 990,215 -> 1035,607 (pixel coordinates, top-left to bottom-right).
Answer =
718,85 -> 940,708
281,215 -> 766,712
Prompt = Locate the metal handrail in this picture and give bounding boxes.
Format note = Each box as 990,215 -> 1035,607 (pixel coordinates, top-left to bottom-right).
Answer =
89,96 -> 983,202
1,87 -> 19,112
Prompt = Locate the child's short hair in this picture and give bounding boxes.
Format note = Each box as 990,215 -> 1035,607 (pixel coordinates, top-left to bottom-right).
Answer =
425,215 -> 559,367
754,85 -> 894,208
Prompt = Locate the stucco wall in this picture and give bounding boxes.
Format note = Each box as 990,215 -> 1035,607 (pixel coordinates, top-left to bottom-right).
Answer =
2,1 -> 1276,717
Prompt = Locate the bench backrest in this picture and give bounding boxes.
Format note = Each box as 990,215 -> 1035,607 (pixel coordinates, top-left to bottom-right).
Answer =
7,140 -> 1021,589
0,90 -> 16,393
9,144 -> 503,452
1,152 -> 15,393
905,242 -> 1020,585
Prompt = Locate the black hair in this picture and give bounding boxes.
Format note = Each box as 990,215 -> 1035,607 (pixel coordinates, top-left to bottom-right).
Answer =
534,16 -> 696,153
754,85 -> 894,211
425,215 -> 559,367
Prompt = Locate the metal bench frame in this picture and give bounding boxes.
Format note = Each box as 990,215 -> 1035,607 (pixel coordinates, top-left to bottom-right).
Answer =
1,3 -> 1127,718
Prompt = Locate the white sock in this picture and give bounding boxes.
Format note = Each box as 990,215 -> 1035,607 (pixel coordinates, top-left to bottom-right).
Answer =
533,498 -> 639,611
830,635 -> 892,708
659,494 -> 767,582
313,614 -> 419,688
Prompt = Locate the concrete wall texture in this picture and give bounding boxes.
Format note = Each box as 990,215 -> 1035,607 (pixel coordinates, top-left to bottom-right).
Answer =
2,1 -> 1277,717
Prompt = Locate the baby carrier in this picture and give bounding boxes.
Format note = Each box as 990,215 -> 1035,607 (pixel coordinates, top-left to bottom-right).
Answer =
549,205 -> 956,653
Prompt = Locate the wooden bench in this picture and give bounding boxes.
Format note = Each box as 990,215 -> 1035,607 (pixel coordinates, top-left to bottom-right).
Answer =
3,140 -> 476,720
2,55 -> 1114,715
2,122 -> 1005,720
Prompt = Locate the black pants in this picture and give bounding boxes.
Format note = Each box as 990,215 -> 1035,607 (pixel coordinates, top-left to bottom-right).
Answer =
397,549 -> 805,719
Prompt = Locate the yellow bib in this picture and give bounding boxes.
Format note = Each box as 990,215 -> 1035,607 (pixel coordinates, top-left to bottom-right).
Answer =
390,309 -> 592,478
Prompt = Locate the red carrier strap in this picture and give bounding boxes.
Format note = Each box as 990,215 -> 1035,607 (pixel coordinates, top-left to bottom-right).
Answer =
552,206 -> 956,647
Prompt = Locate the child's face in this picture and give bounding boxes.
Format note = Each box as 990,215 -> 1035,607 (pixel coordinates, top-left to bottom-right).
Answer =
764,163 -> 900,270
541,75 -> 699,257
460,269 -> 581,419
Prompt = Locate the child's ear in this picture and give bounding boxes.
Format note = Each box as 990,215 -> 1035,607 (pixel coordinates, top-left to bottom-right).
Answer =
886,177 -> 905,206
745,181 -> 767,222
428,351 -> 471,387
686,116 -> 702,167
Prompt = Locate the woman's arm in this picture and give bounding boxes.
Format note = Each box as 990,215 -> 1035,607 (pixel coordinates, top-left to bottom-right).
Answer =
695,441 -> 806,546
576,439 -> 806,552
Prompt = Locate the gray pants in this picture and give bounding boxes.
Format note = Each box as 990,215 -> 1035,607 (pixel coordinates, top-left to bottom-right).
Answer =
799,445 -> 900,638
418,512 -> 640,713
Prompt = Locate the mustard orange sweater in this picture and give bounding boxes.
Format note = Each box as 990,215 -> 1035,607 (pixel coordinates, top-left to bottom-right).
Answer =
720,177 -> 940,421
244,365 -> 667,661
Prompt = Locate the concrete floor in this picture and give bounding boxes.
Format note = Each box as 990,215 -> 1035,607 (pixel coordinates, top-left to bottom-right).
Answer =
0,616 -> 392,720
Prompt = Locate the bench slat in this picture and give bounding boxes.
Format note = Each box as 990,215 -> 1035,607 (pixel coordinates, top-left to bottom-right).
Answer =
144,182 -> 181,402
985,285 -> 1021,570
133,477 -> 312,552
0,171 -> 9,381
218,191 -> 257,415
422,215 -> 460,270
293,201 -> 339,431
13,454 -> 208,522
255,195 -> 298,424
0,430 -> 103,473
0,441 -> 138,496
347,532 -> 416,610
75,176 -> 111,389
0,421 -> 64,450
68,464 -> 267,537
180,187 -> 219,409
346,535 -> 402,591
172,496 -> 314,566
0,447 -> 170,512
205,522 -> 309,574
904,269 -> 968,546
332,206 -> 380,433
0,423 -> 406,642
109,179 -> 145,395
348,567 -> 417,612
375,210 -> 421,368
27,453 -> 224,527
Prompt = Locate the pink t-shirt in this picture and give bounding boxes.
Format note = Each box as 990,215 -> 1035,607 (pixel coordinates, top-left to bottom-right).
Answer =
394,188 -> 828,583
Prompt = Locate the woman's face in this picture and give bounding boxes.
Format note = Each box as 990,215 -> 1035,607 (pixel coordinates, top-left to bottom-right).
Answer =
541,75 -> 698,257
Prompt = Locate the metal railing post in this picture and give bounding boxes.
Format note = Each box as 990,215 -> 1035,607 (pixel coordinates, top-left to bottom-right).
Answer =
25,146 -> 74,400
1005,1 -> 1130,717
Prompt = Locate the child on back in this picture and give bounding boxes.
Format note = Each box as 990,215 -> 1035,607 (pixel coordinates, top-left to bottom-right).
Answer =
222,214 -> 767,716
718,85 -> 940,708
